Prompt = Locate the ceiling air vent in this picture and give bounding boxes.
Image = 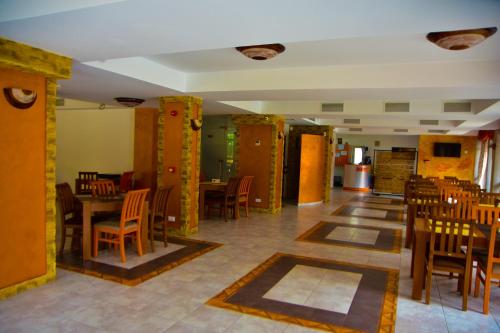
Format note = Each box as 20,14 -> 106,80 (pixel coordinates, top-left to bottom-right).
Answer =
349,128 -> 362,132
420,119 -> 439,126
444,102 -> 471,113
385,102 -> 410,112
321,103 -> 344,112
56,98 -> 65,106
344,118 -> 360,124
428,129 -> 448,134
394,129 -> 409,133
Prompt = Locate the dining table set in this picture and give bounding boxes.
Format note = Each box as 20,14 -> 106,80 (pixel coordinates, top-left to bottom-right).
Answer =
404,175 -> 500,313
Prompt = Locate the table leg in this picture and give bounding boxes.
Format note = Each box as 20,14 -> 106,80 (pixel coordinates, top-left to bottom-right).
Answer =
82,202 -> 91,260
199,188 -> 205,220
405,205 -> 415,248
140,201 -> 149,253
412,229 -> 426,300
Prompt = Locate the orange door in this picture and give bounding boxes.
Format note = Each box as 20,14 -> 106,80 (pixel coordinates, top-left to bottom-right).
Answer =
298,134 -> 325,204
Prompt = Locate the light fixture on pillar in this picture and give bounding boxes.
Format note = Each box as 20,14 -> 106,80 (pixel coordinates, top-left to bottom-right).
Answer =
426,27 -> 497,50
235,43 -> 285,60
114,97 -> 145,107
3,87 -> 37,109
190,119 -> 202,131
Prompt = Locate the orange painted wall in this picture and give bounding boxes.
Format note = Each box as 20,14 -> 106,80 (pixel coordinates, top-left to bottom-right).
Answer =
238,125 -> 272,209
298,134 -> 326,204
274,120 -> 284,209
161,102 -> 184,227
189,103 -> 200,229
134,108 -> 158,198
0,68 -> 47,289
417,135 -> 476,181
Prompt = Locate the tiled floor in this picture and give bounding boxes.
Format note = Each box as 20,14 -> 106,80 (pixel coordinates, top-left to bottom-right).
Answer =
0,190 -> 499,332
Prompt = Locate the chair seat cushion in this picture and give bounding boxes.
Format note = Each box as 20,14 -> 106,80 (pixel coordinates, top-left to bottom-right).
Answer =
433,256 -> 466,270
94,220 -> 137,230
476,254 -> 500,275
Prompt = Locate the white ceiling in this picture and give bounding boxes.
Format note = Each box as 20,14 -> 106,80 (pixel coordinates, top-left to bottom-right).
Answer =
1,0 -> 499,134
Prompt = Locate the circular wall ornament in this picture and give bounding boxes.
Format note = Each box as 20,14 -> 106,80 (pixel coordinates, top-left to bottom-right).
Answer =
3,88 -> 37,109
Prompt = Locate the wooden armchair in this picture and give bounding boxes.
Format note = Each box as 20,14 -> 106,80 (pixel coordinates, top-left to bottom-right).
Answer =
56,183 -> 82,256
205,177 -> 241,221
237,176 -> 254,218
119,171 -> 134,193
92,189 -> 149,263
480,192 -> 500,206
149,186 -> 174,252
425,217 -> 474,311
90,180 -> 116,197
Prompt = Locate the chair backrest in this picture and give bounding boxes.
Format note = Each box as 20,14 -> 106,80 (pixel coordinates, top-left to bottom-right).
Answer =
480,192 -> 500,205
485,219 -> 500,277
472,206 -> 500,225
428,217 -> 474,262
56,182 -> 78,217
151,186 -> 174,221
76,171 -> 98,194
453,195 -> 479,219
119,171 -> 134,193
120,189 -> 150,229
238,176 -> 254,197
225,177 -> 241,199
90,180 -> 116,197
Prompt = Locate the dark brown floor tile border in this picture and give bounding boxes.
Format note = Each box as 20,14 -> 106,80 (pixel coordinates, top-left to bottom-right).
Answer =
350,195 -> 403,206
57,237 -> 222,286
331,205 -> 404,223
296,221 -> 402,254
207,252 -> 399,333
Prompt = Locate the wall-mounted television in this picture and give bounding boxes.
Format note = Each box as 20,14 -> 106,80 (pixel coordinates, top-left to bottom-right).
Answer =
433,142 -> 461,158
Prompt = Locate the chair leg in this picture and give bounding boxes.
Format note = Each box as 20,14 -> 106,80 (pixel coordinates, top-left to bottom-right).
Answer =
150,220 -> 155,253
59,225 -> 67,256
245,200 -> 249,217
92,229 -> 99,257
136,230 -> 143,256
119,235 -> 126,263
163,222 -> 168,247
425,266 -> 432,305
484,278 -> 491,314
474,267 -> 481,297
462,272 -> 469,311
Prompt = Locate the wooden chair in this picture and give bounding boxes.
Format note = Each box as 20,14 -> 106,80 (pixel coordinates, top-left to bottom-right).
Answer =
237,176 -> 254,217
472,206 -> 500,225
453,195 -> 479,219
92,189 -> 149,263
149,186 -> 174,252
90,180 -> 116,197
205,177 -> 241,221
56,183 -> 83,256
480,192 -> 500,205
425,217 -> 474,311
473,218 -> 500,314
119,171 -> 134,193
75,171 -> 98,194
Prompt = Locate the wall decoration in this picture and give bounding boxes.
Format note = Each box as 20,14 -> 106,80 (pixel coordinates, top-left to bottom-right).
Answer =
3,87 -> 37,109
190,119 -> 202,131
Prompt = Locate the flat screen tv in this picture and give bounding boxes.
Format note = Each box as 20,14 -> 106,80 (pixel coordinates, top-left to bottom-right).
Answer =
433,142 -> 461,158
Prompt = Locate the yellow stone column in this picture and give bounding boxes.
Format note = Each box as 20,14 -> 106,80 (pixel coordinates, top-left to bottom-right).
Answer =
158,96 -> 202,235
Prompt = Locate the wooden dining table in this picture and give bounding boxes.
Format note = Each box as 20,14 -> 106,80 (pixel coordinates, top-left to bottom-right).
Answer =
411,217 -> 488,300
198,181 -> 227,220
78,195 -> 149,260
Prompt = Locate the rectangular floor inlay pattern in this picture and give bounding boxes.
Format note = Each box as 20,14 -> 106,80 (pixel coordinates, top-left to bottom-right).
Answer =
57,236 -> 222,285
332,205 -> 404,223
350,195 -> 403,205
207,253 -> 398,333
297,221 -> 402,253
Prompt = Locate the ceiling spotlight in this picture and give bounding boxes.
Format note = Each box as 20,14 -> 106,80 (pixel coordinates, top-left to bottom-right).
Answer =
114,97 -> 145,107
426,27 -> 497,50
235,43 -> 285,60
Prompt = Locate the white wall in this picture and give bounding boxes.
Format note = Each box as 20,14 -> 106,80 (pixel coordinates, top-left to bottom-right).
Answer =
333,134 -> 419,180
56,108 -> 135,190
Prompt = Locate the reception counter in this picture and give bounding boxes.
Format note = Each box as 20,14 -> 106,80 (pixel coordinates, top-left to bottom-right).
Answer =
343,164 -> 371,192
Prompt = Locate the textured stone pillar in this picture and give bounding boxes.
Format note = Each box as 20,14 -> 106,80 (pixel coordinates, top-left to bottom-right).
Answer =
158,96 -> 202,235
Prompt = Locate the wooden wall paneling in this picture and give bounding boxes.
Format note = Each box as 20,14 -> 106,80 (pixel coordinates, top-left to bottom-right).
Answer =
298,134 -> 326,204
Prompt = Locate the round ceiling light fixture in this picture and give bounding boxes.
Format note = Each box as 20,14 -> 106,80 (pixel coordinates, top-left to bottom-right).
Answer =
235,43 -> 285,60
426,27 -> 497,50
114,97 -> 145,107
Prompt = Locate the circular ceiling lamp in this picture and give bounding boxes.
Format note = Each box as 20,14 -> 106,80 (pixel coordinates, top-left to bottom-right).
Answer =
235,43 -> 285,60
114,97 -> 145,107
426,27 -> 497,50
